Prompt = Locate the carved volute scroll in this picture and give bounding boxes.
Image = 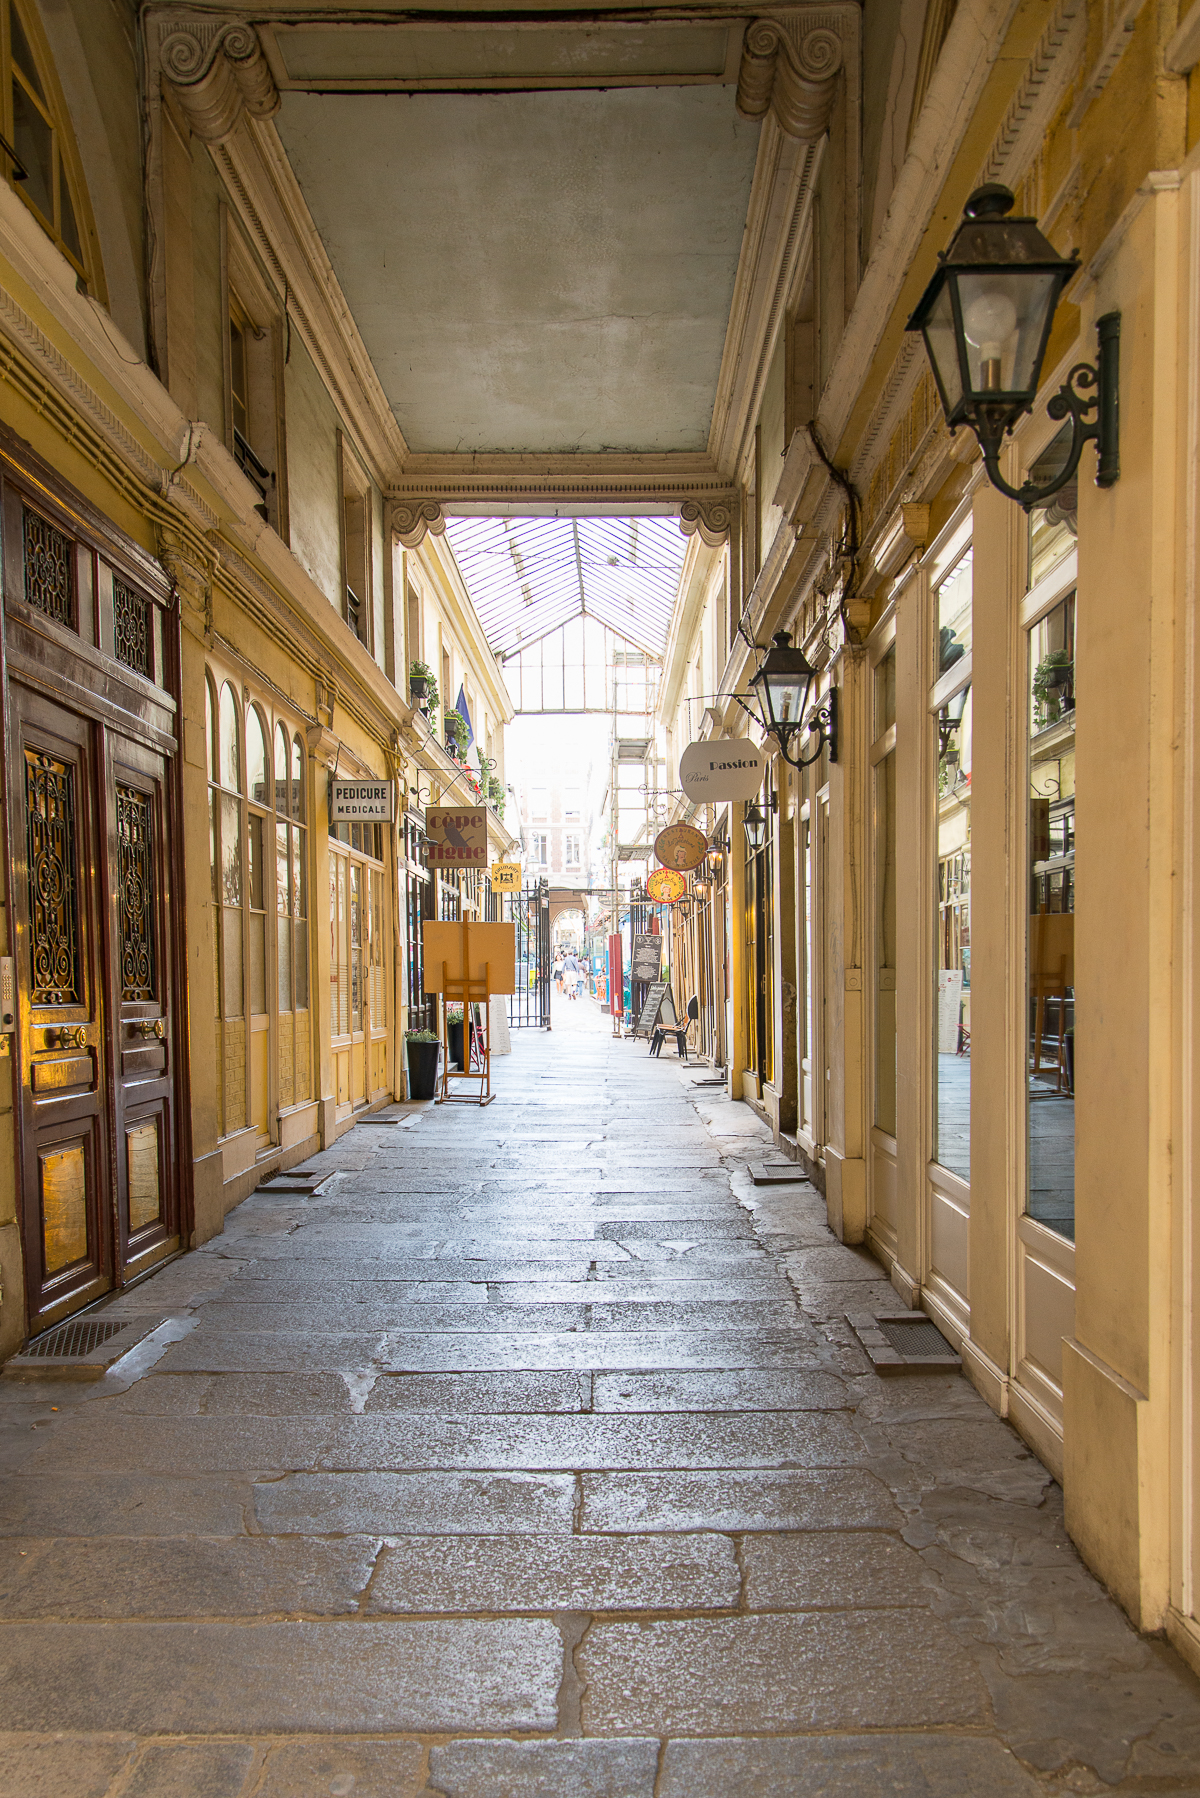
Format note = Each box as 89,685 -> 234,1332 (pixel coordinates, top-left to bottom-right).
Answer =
159,21 -> 280,144
679,499 -> 733,548
392,501 -> 447,551
736,19 -> 844,140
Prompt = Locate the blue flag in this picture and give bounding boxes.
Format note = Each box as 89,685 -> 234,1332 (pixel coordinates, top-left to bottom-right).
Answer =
455,684 -> 474,749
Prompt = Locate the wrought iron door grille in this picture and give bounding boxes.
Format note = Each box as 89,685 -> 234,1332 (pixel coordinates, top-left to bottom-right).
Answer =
26,750 -> 80,1006
22,507 -> 74,627
116,786 -> 155,1001
113,579 -> 152,678
25,1318 -> 127,1357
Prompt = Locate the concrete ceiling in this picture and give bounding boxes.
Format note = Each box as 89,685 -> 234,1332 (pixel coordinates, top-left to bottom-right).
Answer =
273,85 -> 761,455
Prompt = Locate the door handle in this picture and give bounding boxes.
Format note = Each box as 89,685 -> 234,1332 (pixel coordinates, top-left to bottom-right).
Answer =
45,1025 -> 86,1050
133,1020 -> 165,1041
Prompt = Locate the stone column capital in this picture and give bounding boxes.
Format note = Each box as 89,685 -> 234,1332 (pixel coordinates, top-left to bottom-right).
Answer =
159,18 -> 280,143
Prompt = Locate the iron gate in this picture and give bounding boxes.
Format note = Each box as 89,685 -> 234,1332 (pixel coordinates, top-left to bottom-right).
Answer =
489,881 -> 551,1028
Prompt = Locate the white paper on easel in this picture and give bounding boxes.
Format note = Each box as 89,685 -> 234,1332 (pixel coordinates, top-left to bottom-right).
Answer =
490,995 -> 512,1056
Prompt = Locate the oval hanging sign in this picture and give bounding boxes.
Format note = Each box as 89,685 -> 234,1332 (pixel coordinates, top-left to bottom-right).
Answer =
645,867 -> 688,904
679,739 -> 766,804
653,823 -> 707,872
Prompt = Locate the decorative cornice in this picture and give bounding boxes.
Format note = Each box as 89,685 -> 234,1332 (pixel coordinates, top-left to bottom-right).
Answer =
159,19 -> 280,144
679,498 -> 733,547
736,17 -> 844,140
393,500 -> 446,551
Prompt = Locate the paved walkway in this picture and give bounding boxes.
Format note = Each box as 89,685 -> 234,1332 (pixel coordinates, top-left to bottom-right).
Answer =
2,1018 -> 1200,1796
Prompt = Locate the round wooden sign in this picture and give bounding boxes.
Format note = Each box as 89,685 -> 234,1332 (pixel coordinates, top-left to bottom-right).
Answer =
645,867 -> 687,904
653,824 -> 707,872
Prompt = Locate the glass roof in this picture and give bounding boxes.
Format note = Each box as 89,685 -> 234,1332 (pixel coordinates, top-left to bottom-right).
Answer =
444,515 -> 686,661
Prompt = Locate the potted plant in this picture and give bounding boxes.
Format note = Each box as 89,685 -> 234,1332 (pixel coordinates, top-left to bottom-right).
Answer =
405,1028 -> 441,1100
1033,650 -> 1073,728
486,774 -> 505,818
444,707 -> 469,756
409,660 -> 439,715
446,1004 -> 464,1070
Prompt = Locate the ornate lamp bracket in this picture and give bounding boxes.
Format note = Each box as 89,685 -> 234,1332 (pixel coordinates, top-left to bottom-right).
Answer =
978,313 -> 1120,513
776,689 -> 838,769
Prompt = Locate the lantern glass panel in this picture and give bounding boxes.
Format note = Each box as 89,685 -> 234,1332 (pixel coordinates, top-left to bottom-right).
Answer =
923,281 -> 963,412
956,270 -> 1059,397
761,664 -> 809,728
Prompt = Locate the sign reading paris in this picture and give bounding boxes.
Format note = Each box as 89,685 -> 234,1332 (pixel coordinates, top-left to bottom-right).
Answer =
679,740 -> 766,804
426,806 -> 488,867
331,780 -> 393,822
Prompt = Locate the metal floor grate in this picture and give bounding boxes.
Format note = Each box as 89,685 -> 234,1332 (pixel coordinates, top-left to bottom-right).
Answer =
25,1318 -> 129,1358
877,1316 -> 955,1359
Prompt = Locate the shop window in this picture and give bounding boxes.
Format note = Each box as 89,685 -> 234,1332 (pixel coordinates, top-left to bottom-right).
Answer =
328,796 -> 386,1111
931,547 -> 973,1182
1026,587 -> 1076,1238
1,0 -> 96,287
872,643 -> 898,1137
1028,424 -> 1077,590
207,669 -> 311,1138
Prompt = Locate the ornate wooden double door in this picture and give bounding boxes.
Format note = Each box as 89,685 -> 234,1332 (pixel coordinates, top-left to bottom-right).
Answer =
12,689 -> 180,1330
1,431 -> 183,1335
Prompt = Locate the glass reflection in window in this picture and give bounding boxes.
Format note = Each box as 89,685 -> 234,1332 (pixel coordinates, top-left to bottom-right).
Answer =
934,686 -> 972,1179
937,547 -> 973,678
1028,424 -> 1077,590
1027,590 -> 1075,1238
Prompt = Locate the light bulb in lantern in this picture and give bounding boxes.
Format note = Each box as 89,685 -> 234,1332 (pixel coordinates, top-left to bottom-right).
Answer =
962,288 -> 1017,391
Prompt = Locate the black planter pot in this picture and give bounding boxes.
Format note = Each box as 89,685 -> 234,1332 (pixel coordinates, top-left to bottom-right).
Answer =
406,1037 -> 441,1100
409,675 -> 428,705
447,1018 -> 464,1070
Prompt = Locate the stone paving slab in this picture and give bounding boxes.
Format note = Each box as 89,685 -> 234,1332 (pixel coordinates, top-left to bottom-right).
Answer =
0,1474 -> 250,1537
426,1738 -> 660,1796
187,1298 -> 807,1333
366,1531 -> 740,1613
110,1741 -> 257,1798
581,1467 -> 900,1532
26,1409 -> 866,1474
254,1470 -> 576,1535
577,1610 -> 987,1733
655,1735 -> 1045,1796
0,1618 -> 562,1733
0,1734 -> 136,1798
0,1534 -> 377,1617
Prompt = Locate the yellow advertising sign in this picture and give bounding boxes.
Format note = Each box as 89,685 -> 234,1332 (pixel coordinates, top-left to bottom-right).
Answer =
490,862 -> 522,892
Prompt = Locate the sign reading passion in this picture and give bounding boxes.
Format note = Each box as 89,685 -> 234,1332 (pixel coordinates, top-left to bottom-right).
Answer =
331,780 -> 393,821
427,806 -> 488,867
679,739 -> 766,803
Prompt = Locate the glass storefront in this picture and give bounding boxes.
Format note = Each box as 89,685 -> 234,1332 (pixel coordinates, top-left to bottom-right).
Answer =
873,644 -> 897,1137
932,545 -> 972,1181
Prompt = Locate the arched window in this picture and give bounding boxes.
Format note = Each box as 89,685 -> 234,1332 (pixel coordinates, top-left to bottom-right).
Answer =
218,683 -> 240,794
274,723 -> 289,817
205,676 -> 216,785
2,0 -> 99,289
246,706 -> 268,809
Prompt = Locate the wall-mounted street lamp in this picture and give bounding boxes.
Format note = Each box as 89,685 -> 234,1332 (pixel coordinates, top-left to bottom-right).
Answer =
743,801 -> 767,854
748,632 -> 838,767
906,185 -> 1119,511
937,686 -> 969,762
705,841 -> 725,874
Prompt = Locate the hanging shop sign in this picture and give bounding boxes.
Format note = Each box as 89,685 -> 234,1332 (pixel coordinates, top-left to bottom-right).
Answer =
631,932 -> 663,980
427,805 -> 488,867
331,779 -> 393,821
490,862 -> 522,892
645,867 -> 688,904
679,739 -> 766,804
653,823 -> 707,872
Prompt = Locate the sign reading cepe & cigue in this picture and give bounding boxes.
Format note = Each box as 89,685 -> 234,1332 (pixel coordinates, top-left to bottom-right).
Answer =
427,805 -> 488,867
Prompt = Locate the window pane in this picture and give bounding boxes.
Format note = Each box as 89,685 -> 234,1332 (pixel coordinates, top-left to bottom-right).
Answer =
246,708 -> 268,807
350,862 -> 362,1033
1027,591 -> 1076,1238
221,907 -> 242,1018
206,681 -> 216,784
934,691 -> 972,1178
277,912 -> 291,1012
874,645 -> 896,737
247,813 -> 264,911
13,76 -> 52,223
9,9 -> 45,100
292,736 -> 305,821
58,161 -> 80,261
274,724 -> 289,815
219,685 -> 240,792
220,794 -> 241,905
1028,424 -> 1077,589
936,548 -> 973,678
874,750 -> 897,1135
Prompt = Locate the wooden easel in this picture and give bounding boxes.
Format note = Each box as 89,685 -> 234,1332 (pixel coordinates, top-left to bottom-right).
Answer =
438,916 -> 494,1106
